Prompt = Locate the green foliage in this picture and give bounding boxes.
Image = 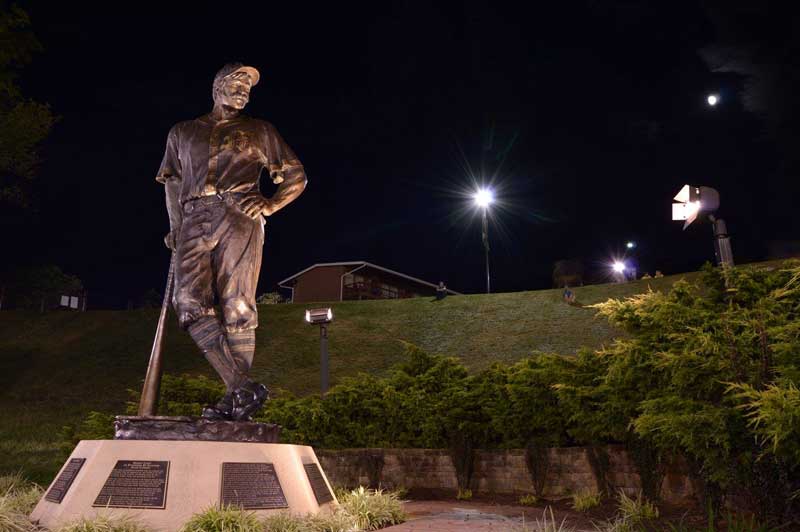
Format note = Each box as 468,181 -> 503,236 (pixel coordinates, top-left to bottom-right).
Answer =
68,261 -> 800,521
142,374 -> 226,417
6,264 -> 83,310
518,494 -> 539,506
336,486 -> 405,530
256,292 -> 286,305
455,488 -> 472,501
0,5 -> 56,208
571,489 -> 601,512
57,514 -> 152,532
180,506 -> 262,532
730,381 -> 800,463
295,511 -> 356,532
616,490 -> 658,523
516,506 -> 574,532
584,262 -> 800,517
262,513 -> 306,532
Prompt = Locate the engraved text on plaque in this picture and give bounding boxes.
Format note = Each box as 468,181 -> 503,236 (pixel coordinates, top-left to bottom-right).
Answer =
304,462 -> 334,504
45,458 -> 86,503
220,462 -> 288,509
93,460 -> 169,509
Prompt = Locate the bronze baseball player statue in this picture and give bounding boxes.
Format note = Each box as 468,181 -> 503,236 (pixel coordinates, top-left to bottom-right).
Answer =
156,63 -> 306,421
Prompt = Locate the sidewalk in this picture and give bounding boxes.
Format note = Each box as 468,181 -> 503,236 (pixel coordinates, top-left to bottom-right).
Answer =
384,501 -> 595,531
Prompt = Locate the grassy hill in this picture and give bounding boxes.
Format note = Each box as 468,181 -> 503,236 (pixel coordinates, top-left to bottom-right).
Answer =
0,271 -> 693,482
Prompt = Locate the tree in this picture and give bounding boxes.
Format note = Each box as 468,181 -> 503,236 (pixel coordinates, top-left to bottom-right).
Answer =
0,4 -> 56,208
7,264 -> 83,310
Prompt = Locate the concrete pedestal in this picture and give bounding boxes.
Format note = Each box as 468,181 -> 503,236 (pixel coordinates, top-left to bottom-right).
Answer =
30,440 -> 337,531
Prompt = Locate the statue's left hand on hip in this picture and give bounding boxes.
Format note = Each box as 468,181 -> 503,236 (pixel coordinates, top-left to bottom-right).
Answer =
239,192 -> 274,219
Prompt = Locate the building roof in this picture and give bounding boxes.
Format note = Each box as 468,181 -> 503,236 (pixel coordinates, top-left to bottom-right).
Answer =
277,261 -> 462,295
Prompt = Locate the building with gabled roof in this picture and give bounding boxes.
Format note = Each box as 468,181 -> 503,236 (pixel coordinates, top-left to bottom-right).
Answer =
277,261 -> 461,303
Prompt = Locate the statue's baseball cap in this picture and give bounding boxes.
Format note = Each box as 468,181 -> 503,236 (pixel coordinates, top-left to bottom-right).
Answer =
214,63 -> 260,87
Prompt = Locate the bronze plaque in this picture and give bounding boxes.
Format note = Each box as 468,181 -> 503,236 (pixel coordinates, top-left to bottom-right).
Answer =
45,458 -> 85,503
93,460 -> 169,509
220,462 -> 288,509
303,463 -> 334,504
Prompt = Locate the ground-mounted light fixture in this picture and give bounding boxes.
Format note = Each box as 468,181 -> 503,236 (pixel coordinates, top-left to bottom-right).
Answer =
305,307 -> 334,394
672,184 -> 733,267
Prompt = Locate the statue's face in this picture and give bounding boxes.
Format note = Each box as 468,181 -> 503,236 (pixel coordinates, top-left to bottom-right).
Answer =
216,72 -> 252,110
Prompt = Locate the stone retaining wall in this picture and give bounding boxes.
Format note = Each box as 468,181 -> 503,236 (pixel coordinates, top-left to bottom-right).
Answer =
316,446 -> 695,505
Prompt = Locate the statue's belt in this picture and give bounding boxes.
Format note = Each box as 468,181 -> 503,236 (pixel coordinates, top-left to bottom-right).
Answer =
182,192 -> 247,213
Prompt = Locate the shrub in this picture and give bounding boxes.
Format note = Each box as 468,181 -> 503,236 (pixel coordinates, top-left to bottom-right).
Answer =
57,514 -> 152,532
180,506 -> 263,532
518,494 -> 539,506
571,490 -> 601,512
337,486 -> 405,530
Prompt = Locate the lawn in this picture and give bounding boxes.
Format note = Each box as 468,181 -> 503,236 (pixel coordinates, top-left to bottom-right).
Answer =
0,271 -> 692,483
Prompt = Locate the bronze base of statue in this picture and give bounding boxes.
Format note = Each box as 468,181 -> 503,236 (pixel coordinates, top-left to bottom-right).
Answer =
114,415 -> 280,443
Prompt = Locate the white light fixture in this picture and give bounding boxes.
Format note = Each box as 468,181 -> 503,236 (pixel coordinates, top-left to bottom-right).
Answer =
707,94 -> 719,106
612,261 -> 626,273
473,188 -> 494,208
672,184 -> 719,229
305,307 -> 333,324
626,241 -> 636,249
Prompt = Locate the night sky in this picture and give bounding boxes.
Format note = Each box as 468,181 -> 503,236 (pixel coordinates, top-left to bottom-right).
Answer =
6,2 -> 800,308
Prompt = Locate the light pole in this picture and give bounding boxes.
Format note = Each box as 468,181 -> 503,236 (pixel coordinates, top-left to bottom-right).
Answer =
473,188 -> 494,293
305,307 -> 334,394
671,184 -> 734,268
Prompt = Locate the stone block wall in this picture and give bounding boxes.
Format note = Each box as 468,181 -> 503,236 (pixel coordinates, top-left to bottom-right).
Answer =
316,446 -> 696,505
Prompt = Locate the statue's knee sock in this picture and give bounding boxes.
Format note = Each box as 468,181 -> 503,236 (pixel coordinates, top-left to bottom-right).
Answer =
188,317 -> 247,391
227,330 -> 256,373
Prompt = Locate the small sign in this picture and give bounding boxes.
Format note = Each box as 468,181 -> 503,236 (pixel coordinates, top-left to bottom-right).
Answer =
220,462 -> 287,510
303,462 -> 334,504
60,295 -> 69,307
45,458 -> 85,503
69,296 -> 79,309
93,460 -> 169,509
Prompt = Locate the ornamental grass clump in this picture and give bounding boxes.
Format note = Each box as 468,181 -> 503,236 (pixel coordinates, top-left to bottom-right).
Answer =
571,489 -> 601,512
262,512 -> 305,532
297,510 -> 357,532
180,505 -> 262,532
57,514 -> 152,532
515,506 -> 574,532
0,474 -> 43,532
336,486 -> 405,530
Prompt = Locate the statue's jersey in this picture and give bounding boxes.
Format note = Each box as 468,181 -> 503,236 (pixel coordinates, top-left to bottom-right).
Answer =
156,114 -> 302,203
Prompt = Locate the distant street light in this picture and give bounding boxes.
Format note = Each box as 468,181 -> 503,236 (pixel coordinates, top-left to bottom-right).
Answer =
473,188 -> 494,293
707,94 -> 719,106
305,307 -> 334,394
626,241 -> 636,250
671,184 -> 734,268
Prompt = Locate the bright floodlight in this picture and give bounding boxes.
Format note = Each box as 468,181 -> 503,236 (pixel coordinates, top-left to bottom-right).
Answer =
707,94 -> 718,106
672,184 -> 719,229
474,188 -> 494,208
612,261 -> 626,273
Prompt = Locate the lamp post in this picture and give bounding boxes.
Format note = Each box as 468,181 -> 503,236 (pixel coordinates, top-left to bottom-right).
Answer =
671,184 -> 734,268
473,188 -> 494,293
305,307 -> 334,394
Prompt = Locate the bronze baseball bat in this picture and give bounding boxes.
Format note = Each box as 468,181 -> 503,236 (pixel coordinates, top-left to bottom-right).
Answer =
138,252 -> 176,416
